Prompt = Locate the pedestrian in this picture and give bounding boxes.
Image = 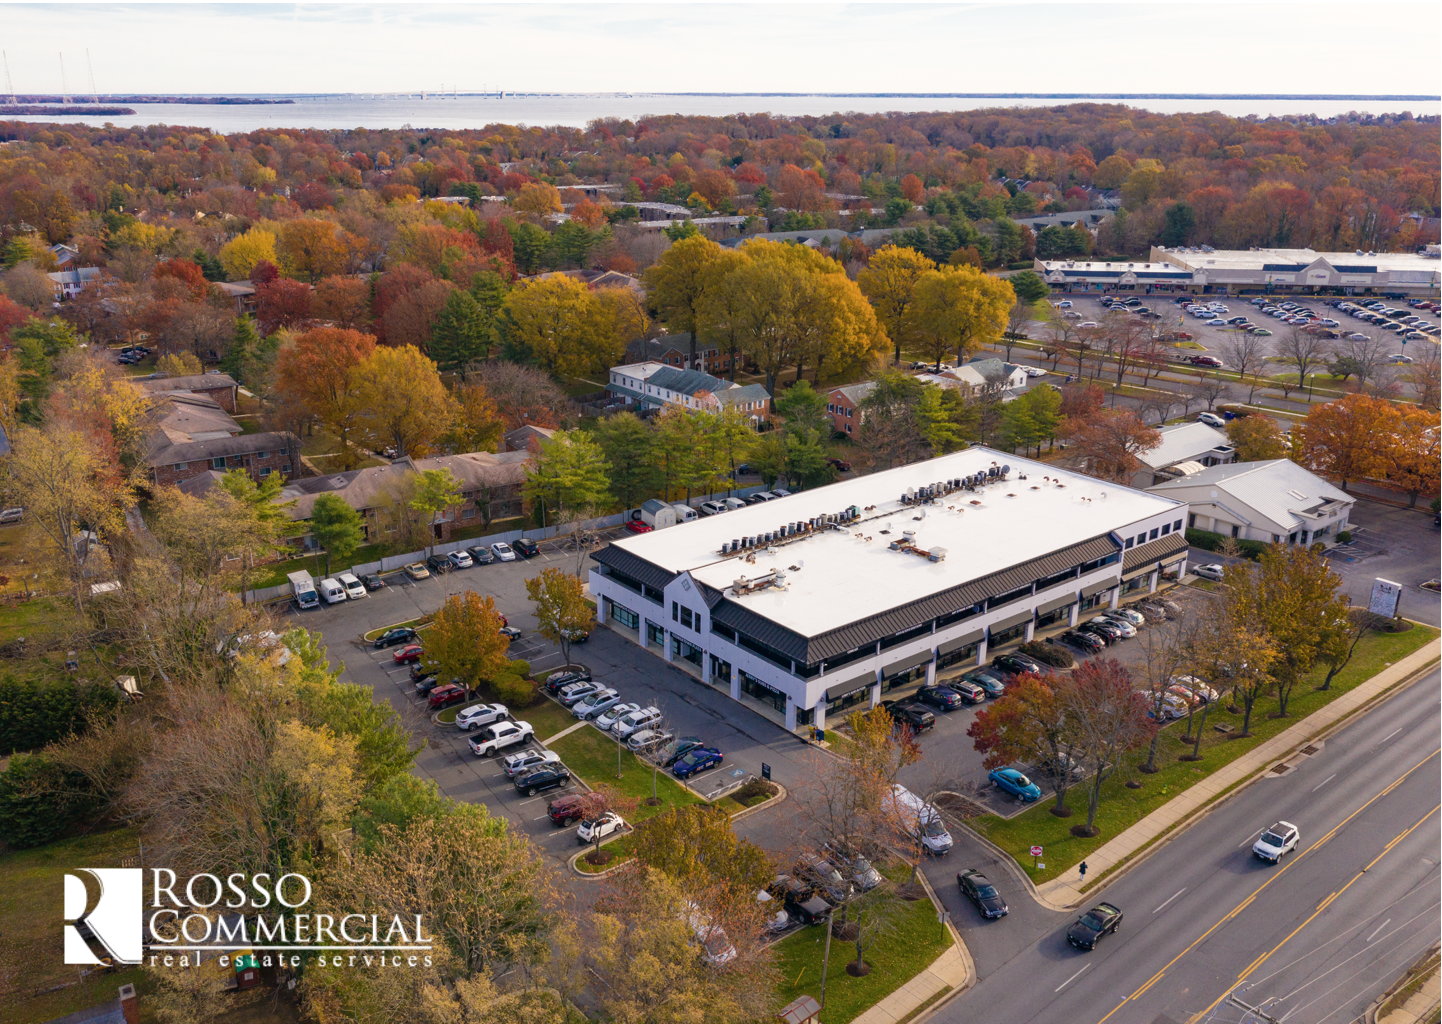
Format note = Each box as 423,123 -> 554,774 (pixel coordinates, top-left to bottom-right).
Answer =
1079,861 -> 1088,879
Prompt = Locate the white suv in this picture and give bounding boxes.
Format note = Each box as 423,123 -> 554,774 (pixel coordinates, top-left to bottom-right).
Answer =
1253,821 -> 1299,863
614,706 -> 662,738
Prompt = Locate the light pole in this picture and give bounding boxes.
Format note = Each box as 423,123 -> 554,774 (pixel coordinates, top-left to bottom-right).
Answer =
1307,372 -> 1315,401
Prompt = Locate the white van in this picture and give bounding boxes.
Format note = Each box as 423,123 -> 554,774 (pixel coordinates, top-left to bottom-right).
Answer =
672,503 -> 698,523
884,784 -> 953,856
318,578 -> 347,604
337,572 -> 366,599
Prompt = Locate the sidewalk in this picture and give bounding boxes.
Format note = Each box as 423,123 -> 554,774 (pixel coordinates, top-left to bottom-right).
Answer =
1034,638 -> 1441,910
1377,967 -> 1440,1024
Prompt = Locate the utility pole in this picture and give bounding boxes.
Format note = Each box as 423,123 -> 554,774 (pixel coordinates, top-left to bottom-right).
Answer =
1227,993 -> 1282,1024
819,906 -> 835,1008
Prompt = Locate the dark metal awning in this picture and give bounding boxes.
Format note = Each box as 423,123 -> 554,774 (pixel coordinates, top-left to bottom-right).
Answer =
1036,593 -> 1078,615
826,672 -> 876,700
937,628 -> 985,655
1081,578 -> 1118,599
883,649 -> 934,676
1123,533 -> 1189,573
988,609 -> 1035,633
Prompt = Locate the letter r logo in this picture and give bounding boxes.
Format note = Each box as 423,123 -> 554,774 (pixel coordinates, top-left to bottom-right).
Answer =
64,868 -> 143,965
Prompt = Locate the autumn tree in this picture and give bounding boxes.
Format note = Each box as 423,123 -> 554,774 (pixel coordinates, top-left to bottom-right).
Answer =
467,359 -> 570,430
436,380 -> 505,456
1246,544 -> 1351,717
1295,393 -> 1397,491
1216,331 -> 1271,402
499,275 -> 625,376
274,327 -> 376,468
409,467 -> 462,558
856,244 -> 933,365
356,345 -> 458,458
1059,659 -> 1156,837
216,469 -> 298,599
311,275 -> 373,331
526,566 -> 594,666
523,430 -> 610,524
589,411 -> 660,509
277,218 -> 348,283
1063,408 -> 1160,483
968,673 -> 1078,816
308,493 -> 366,576
1388,407 -> 1441,508
904,263 -> 1014,371
643,234 -> 745,369
512,183 -> 563,217
218,227 -> 278,280
254,278 -> 313,334
426,590 -> 513,697
1225,415 -> 1289,462
1213,561 -> 1283,737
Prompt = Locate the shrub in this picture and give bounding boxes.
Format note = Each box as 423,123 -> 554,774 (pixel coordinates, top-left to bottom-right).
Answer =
492,674 -> 538,708
506,658 -> 531,677
1020,640 -> 1073,668
732,778 -> 777,803
0,754 -> 94,849
1337,531 -> 1352,543
0,676 -> 121,756
1184,527 -> 1269,561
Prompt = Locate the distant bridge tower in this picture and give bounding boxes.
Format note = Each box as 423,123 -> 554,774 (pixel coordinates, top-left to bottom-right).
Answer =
59,51 -> 70,103
2,51 -> 15,104
86,49 -> 99,103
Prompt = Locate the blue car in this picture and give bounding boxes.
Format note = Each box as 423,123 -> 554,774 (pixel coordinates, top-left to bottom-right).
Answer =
989,768 -> 1042,802
671,746 -> 723,779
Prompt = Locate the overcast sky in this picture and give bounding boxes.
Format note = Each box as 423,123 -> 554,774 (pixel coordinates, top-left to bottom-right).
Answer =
2,3 -> 1438,98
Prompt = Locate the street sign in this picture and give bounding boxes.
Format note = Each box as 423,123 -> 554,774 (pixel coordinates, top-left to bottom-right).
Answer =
761,763 -> 771,781
1030,845 -> 1043,857
1369,578 -> 1402,618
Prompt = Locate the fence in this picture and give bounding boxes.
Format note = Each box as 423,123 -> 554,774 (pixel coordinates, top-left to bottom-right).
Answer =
246,482 -> 774,604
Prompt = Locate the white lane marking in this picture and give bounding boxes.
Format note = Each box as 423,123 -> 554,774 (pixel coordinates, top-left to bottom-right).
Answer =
1152,888 -> 1187,914
1379,728 -> 1402,745
1366,919 -> 1392,943
1239,827 -> 1266,848
1311,774 -> 1337,793
1055,964 -> 1089,992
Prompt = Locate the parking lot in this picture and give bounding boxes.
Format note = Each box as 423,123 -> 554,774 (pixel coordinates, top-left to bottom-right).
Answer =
292,533 -> 814,870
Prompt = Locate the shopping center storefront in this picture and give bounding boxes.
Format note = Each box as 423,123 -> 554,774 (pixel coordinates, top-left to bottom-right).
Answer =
936,629 -> 984,673
825,672 -> 876,719
605,598 -> 640,632
671,635 -> 703,669
1034,594 -> 1077,631
740,670 -> 788,716
988,609 -> 1034,649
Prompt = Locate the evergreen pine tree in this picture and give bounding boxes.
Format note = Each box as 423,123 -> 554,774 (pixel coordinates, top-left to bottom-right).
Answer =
221,315 -> 261,382
430,290 -> 487,371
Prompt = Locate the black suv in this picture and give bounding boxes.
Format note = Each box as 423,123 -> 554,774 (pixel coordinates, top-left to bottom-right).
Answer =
425,554 -> 452,574
467,545 -> 496,565
992,652 -> 1045,678
543,668 -> 592,695
513,538 -> 540,558
514,765 -> 572,797
881,700 -> 935,733
768,874 -> 831,924
1058,629 -> 1105,653
793,854 -> 853,905
372,627 -> 417,649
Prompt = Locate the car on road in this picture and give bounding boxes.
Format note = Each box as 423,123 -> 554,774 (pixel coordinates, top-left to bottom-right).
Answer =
503,748 -> 561,778
989,767 -> 1042,802
1387,353 -> 1415,364
571,688 -> 622,719
614,706 -> 663,738
881,700 -> 935,733
513,538 -> 540,558
515,764 -> 572,797
1191,563 -> 1226,582
392,643 -> 424,664
1253,821 -> 1299,863
1188,355 -> 1224,368
577,811 -> 626,845
1169,675 -> 1219,703
404,562 -> 430,581
490,541 -> 517,562
626,728 -> 674,752
543,668 -> 591,694
960,667 -> 1007,698
455,702 -> 509,731
992,652 -> 1045,677
1088,614 -> 1136,638
1057,629 -> 1105,652
915,685 -> 965,711
957,870 -> 1009,919
466,545 -> 496,565
362,573 -> 386,591
595,702 -> 641,731
547,793 -> 586,826
1067,903 -> 1123,950
698,500 -> 729,516
671,746 -> 724,779
657,736 -> 707,767
468,720 -> 534,757
558,680 -> 606,706
372,627 -> 417,649
1077,321 -> 1099,329
427,683 -> 467,709
1197,411 -> 1226,428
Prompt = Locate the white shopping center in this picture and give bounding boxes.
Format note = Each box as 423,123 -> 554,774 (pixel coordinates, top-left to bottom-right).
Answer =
589,449 -> 1190,734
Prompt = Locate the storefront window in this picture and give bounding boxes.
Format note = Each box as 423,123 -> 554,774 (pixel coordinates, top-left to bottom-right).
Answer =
646,622 -> 666,648
740,670 -> 787,713
607,599 -> 639,630
880,661 -> 930,693
989,620 -> 1030,647
1123,576 -> 1149,593
826,685 -> 871,716
1036,604 -> 1074,629
671,636 -> 703,668
936,643 -> 979,671
710,656 -> 731,684
795,705 -> 814,727
1080,591 -> 1111,612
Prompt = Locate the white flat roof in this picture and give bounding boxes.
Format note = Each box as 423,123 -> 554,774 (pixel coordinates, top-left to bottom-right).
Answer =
612,448 -> 1182,638
1160,247 -> 1440,273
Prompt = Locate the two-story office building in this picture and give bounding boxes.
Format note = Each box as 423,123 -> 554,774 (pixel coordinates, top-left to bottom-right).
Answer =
589,448 -> 1189,733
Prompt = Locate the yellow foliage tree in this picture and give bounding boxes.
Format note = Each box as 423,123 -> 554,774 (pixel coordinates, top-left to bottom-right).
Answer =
904,264 -> 1015,370
277,218 -> 348,282
512,183 -> 563,217
426,590 -> 512,697
218,228 -> 279,280
857,244 -> 935,365
356,345 -> 459,457
500,276 -> 625,377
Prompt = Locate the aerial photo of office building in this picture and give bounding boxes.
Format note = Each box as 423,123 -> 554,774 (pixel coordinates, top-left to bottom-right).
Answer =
588,448 -> 1190,733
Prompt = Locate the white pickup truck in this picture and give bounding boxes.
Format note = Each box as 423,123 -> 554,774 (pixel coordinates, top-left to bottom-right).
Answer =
468,720 -> 534,757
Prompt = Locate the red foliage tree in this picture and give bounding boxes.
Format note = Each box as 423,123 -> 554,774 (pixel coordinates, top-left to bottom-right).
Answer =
0,296 -> 30,344
154,258 -> 208,299
255,278 -> 313,335
249,259 -> 280,285
294,181 -> 335,211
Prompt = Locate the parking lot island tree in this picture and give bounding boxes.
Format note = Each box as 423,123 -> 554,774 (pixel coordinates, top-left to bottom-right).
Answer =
968,672 -> 1079,817
526,566 -> 594,668
426,590 -> 513,699
1058,659 -> 1156,837
308,493 -> 365,578
1246,545 -> 1351,718
575,783 -> 639,866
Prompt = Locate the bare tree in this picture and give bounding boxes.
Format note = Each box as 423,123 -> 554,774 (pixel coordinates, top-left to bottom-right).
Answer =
467,360 -> 570,430
1003,298 -> 1032,361
1274,326 -> 1332,400
1042,314 -> 1079,371
1193,372 -> 1233,411
1133,613 -> 1192,773
1216,332 -> 1270,402
1138,390 -> 1178,424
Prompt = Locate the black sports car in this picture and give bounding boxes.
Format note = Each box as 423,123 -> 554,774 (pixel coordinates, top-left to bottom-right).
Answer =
1067,903 -> 1122,950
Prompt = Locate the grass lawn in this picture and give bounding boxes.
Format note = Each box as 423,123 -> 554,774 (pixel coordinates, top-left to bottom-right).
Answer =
361,616 -> 434,643
0,828 -> 150,1024
771,865 -> 951,1024
982,625 -> 1439,886
0,597 -> 67,645
548,725 -> 703,825
525,699 -> 580,741
298,428 -> 386,469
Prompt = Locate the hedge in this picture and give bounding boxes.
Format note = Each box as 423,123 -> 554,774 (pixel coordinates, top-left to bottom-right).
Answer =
0,676 -> 121,757
1184,528 -> 1269,561
1019,640 -> 1073,668
0,754 -> 97,849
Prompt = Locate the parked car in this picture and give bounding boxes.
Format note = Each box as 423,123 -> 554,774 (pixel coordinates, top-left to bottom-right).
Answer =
960,667 -> 1007,698
1088,614 -> 1136,638
455,702 -> 509,731
1023,366 -> 1047,377
1191,563 -> 1226,582
447,549 -> 473,569
793,853 -> 853,905
425,554 -> 451,574
624,519 -> 653,534
1253,821 -> 1300,863
362,573 -> 386,591
1166,684 -> 1203,709
503,748 -> 561,778
989,767 -> 1042,802
515,764 -> 572,797
392,644 -> 424,664
626,728 -> 674,752
571,688 -> 621,719
468,720 -> 534,757
372,627 -> 417,649
1169,675 -> 1219,703
1067,903 -> 1123,950
1198,411 -> 1226,428
1057,629 -> 1105,652
543,668 -> 592,694
491,541 -> 517,562
957,870 -> 1009,919
945,680 -> 987,704
558,680 -> 606,706
826,457 -> 853,472
499,625 -> 523,641
698,500 -> 729,516
577,811 -> 626,845
991,652 -> 1045,677
513,538 -> 540,558
915,685 -> 965,711
821,841 -> 884,891
428,683 -> 467,709
467,545 -> 496,565
403,562 -> 430,581
1146,691 -> 1189,721
1081,619 -> 1125,643
561,627 -> 590,645
1188,355 -> 1224,368
770,874 -> 832,924
881,700 -> 935,733
657,736 -> 707,767
671,746 -> 724,779
1102,607 -> 1146,627
595,702 -> 641,731
614,706 -> 663,738
547,793 -> 587,826
414,674 -> 446,697
757,888 -> 791,932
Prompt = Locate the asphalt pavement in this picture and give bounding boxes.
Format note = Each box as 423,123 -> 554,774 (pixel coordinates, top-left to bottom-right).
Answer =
928,667 -> 1441,1024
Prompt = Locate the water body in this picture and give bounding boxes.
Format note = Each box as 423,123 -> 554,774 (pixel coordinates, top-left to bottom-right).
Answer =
5,94 -> 1438,132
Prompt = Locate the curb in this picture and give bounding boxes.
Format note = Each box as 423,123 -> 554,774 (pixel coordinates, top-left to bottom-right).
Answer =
1364,944 -> 1441,1024
566,829 -> 635,879
1037,649 -> 1441,908
725,782 -> 788,822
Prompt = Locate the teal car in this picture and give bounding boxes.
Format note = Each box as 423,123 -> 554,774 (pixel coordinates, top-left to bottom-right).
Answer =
989,768 -> 1042,802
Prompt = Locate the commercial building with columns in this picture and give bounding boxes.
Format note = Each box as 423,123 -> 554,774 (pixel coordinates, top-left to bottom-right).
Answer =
588,448 -> 1188,734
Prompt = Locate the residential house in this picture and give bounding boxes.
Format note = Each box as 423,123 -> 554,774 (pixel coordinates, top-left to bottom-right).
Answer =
215,281 -> 257,315
1146,460 -> 1355,547
966,358 -> 1030,394
826,381 -> 875,436
47,267 -> 102,300
1135,422 -> 1237,486
134,372 -> 240,413
624,333 -> 735,374
606,362 -> 770,423
48,243 -> 80,268
140,387 -> 301,488
501,424 -> 556,453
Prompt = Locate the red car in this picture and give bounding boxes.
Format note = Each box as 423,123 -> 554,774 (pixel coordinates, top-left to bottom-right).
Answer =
428,683 -> 467,709
827,458 -> 852,472
625,519 -> 652,534
393,644 -> 424,665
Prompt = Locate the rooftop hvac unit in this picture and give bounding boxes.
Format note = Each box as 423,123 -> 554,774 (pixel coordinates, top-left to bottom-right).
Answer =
902,530 -> 916,542
928,547 -> 947,562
